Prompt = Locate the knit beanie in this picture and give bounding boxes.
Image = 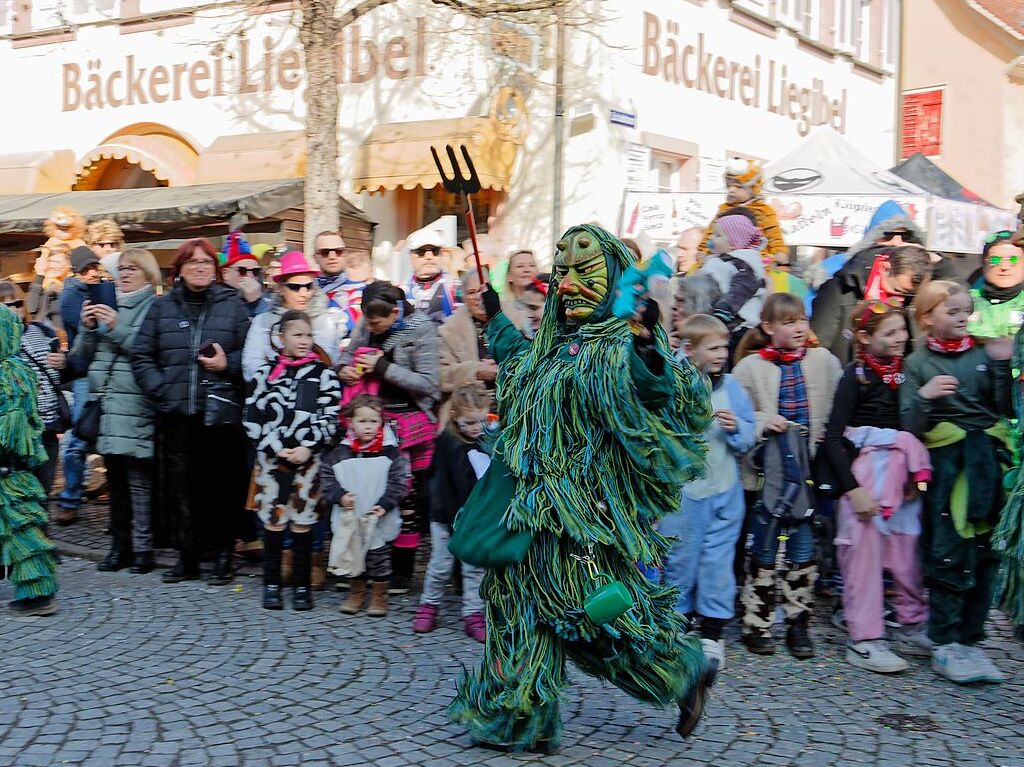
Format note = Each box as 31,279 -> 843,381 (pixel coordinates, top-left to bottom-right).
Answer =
724,158 -> 764,196
70,245 -> 100,274
716,214 -> 762,251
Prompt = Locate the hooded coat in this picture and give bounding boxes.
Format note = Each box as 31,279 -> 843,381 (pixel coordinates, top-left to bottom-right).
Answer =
242,289 -> 343,379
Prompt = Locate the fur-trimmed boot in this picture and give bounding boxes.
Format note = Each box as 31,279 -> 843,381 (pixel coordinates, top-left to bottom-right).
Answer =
741,562 -> 777,654
783,561 -> 817,659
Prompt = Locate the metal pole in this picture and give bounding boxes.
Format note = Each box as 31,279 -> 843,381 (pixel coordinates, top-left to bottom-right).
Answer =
552,5 -> 566,244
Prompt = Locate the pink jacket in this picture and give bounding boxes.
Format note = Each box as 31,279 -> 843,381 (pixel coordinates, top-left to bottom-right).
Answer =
845,426 -> 931,529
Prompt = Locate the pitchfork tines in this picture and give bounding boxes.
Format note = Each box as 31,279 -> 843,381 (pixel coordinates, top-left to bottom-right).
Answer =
431,144 -> 481,195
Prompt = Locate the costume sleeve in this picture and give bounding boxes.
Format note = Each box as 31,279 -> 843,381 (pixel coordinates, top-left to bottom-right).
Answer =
629,340 -> 674,410
130,300 -> 167,411
900,357 -> 930,438
754,204 -> 787,256
318,448 -> 346,507
821,368 -> 860,495
486,312 -> 530,365
725,377 -> 757,454
376,449 -> 412,512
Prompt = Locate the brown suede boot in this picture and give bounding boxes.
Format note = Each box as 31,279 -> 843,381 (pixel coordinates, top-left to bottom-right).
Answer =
281,549 -> 293,586
366,581 -> 389,618
340,578 -> 367,614
311,552 -> 326,591
55,508 -> 78,526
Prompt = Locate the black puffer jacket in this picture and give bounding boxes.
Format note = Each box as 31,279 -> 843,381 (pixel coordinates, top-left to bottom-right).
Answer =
131,283 -> 251,417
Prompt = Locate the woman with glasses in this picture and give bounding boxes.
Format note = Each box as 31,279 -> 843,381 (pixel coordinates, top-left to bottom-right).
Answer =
222,239 -> 271,318
72,249 -> 160,575
0,280 -> 67,505
968,231 -> 1024,340
132,238 -> 252,586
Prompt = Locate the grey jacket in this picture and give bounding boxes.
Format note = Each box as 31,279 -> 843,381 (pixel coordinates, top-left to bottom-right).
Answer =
73,286 -> 157,458
338,312 -> 441,420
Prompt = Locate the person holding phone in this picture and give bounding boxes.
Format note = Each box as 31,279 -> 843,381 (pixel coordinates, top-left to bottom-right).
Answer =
132,238 -> 252,586
74,249 -> 160,574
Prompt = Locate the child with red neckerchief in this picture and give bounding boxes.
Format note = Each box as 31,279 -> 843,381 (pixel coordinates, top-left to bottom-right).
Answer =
901,280 -> 1014,685
732,293 -> 842,659
820,299 -> 932,674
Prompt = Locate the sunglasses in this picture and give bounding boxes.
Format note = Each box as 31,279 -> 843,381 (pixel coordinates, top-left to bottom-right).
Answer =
412,246 -> 439,256
283,281 -> 315,293
989,254 -> 1021,267
883,230 -> 918,243
231,266 -> 262,278
856,297 -> 903,329
985,230 -> 1014,244
3,299 -> 24,309
316,248 -> 345,257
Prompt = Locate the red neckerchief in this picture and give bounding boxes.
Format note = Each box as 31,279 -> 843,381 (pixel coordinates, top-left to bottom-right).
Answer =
530,277 -> 549,295
926,335 -> 975,354
345,426 -> 385,454
859,352 -> 905,389
864,256 -> 891,301
758,345 -> 808,364
268,352 -> 319,382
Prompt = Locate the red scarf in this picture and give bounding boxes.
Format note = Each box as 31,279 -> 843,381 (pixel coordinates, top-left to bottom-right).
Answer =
864,256 -> 891,301
345,426 -> 385,454
758,346 -> 807,364
926,335 -> 974,354
859,352 -> 905,389
268,352 -> 319,381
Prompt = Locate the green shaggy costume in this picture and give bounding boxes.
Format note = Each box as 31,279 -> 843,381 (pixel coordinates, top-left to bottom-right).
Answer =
449,225 -> 713,750
0,306 -> 57,605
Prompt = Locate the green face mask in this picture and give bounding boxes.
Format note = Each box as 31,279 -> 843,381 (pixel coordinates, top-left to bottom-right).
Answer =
551,229 -> 610,322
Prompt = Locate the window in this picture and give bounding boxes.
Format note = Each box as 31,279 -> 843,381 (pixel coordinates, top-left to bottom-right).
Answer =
650,152 -> 686,193
731,0 -> 772,19
853,0 -> 871,63
777,0 -> 804,31
881,0 -> 899,71
833,0 -> 856,53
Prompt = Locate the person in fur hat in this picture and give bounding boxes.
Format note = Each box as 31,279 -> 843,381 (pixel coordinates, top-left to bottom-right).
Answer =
700,159 -> 787,262
86,219 -> 125,280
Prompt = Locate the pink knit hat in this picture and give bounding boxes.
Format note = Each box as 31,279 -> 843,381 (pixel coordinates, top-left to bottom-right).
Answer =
716,215 -> 763,251
273,251 -> 320,282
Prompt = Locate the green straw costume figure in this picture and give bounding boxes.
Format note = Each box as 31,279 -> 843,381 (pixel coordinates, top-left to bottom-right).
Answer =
448,225 -> 716,752
994,327 -> 1024,627
0,305 -> 58,615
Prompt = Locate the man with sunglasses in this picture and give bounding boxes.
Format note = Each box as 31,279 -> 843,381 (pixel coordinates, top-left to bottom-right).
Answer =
313,230 -> 353,338
223,249 -> 271,318
405,226 -> 457,323
967,231 -> 1024,340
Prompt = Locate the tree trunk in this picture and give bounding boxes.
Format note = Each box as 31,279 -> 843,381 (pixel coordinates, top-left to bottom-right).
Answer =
300,0 -> 340,254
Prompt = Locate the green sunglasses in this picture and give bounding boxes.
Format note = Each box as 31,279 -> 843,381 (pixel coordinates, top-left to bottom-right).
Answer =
989,254 -> 1021,267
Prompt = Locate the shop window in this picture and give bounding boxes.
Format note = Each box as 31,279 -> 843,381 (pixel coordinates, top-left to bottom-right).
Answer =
421,185 -> 506,244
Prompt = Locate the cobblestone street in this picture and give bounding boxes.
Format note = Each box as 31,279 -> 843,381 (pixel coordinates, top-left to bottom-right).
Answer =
3,535 -> 1023,767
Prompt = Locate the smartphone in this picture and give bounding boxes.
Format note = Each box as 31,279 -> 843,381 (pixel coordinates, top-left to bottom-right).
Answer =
198,340 -> 217,358
87,281 -> 118,309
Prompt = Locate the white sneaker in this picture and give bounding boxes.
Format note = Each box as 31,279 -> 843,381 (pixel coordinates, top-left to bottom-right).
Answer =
700,637 -> 725,671
931,643 -> 987,684
963,645 -> 1005,684
845,640 -> 909,674
892,623 -> 934,658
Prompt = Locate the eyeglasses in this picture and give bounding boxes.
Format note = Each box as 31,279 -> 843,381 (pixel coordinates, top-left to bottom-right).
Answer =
316,248 -> 346,257
3,300 -> 24,309
230,266 -> 262,278
95,241 -> 118,249
183,258 -> 215,269
989,254 -> 1021,267
985,230 -> 1014,244
882,230 -> 918,243
283,281 -> 315,293
856,297 -> 903,329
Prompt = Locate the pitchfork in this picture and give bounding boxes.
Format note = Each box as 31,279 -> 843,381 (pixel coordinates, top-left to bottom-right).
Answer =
431,144 -> 485,280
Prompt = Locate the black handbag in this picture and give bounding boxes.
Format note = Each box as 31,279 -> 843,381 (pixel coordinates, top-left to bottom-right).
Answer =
74,397 -> 101,442
203,379 -> 242,427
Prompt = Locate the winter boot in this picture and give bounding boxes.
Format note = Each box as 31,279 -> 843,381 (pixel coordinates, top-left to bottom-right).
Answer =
162,553 -> 200,583
311,551 -> 327,591
291,531 -> 313,611
463,612 -> 486,643
783,561 -> 817,659
130,552 -> 155,574
412,603 -> 439,633
207,550 -> 234,586
741,562 -> 777,654
341,579 -> 367,614
262,529 -> 284,610
367,581 -> 389,617
97,546 -> 132,572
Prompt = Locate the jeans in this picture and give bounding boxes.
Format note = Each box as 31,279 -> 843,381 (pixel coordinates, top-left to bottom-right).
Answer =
662,483 -> 746,620
749,510 -> 815,567
57,377 -> 90,510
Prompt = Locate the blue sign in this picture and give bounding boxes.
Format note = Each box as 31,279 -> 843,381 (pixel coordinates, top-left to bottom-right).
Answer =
609,109 -> 636,128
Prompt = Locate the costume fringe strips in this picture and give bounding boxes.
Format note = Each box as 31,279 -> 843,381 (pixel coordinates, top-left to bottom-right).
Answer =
448,225 -> 712,750
994,337 -> 1024,623
0,307 -> 58,601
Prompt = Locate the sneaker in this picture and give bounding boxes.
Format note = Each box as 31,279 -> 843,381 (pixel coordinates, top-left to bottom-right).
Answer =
463,612 -> 486,643
700,637 -> 725,671
389,576 -> 411,595
892,623 -> 934,658
9,595 -> 57,616
831,607 -> 847,631
412,604 -> 439,633
883,602 -> 902,629
845,640 -> 909,674
962,645 -> 1004,684
931,643 -> 987,684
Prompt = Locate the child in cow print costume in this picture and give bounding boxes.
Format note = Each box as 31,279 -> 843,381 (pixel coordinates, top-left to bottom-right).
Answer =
244,310 -> 341,611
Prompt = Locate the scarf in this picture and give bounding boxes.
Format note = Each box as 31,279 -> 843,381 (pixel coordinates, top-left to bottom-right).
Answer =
268,352 -> 318,381
758,345 -> 807,364
981,280 -> 1023,304
926,335 -> 974,354
406,272 -> 456,316
115,284 -> 154,303
864,256 -> 891,301
344,425 -> 384,454
859,352 -> 905,389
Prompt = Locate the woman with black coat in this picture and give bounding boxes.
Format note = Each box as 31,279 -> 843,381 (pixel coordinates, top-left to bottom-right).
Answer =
132,238 -> 251,585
